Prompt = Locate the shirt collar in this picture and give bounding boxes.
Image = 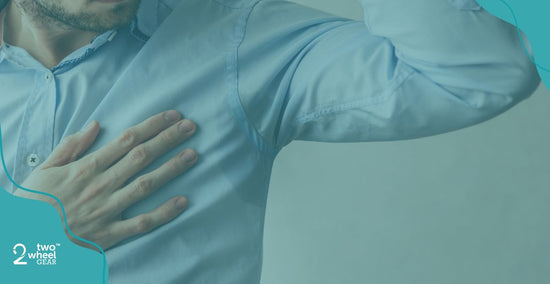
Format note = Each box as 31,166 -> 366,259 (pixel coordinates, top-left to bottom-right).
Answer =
0,0 -> 161,66
135,0 -> 159,39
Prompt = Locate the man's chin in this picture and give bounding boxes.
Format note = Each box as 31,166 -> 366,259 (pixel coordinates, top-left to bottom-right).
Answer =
77,0 -> 140,32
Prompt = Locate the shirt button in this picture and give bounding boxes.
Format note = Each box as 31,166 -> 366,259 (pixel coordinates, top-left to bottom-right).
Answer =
26,154 -> 40,167
44,73 -> 53,82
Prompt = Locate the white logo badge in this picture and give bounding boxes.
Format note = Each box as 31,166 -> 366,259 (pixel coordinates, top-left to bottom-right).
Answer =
12,243 -> 60,266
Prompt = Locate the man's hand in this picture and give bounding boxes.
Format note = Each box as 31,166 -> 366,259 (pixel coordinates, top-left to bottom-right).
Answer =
13,110 -> 197,251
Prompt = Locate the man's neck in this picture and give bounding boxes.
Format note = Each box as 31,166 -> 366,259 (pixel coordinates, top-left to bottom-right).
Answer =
2,1 -> 99,69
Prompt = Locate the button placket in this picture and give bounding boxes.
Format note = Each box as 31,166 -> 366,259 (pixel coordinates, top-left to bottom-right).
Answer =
13,69 -> 56,184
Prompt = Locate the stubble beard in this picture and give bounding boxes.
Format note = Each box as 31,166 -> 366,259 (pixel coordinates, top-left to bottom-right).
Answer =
16,0 -> 141,33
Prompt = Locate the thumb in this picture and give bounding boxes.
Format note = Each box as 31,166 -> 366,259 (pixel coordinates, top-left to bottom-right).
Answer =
40,121 -> 100,169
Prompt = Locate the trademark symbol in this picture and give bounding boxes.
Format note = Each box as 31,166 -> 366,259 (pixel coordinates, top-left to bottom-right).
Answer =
56,243 -> 61,247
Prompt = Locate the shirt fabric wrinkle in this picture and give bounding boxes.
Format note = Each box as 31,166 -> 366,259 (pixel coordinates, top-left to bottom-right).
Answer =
0,0 -> 540,283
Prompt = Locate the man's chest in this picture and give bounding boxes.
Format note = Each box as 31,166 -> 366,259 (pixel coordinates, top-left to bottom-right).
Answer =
0,26 -> 242,192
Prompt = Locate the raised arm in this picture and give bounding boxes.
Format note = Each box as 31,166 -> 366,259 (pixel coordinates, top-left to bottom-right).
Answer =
236,0 -> 540,151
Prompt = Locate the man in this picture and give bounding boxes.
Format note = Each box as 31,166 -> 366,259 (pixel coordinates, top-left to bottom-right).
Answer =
0,0 -> 540,283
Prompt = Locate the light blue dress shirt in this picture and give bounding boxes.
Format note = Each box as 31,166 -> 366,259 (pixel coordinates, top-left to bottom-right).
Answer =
0,0 -> 540,283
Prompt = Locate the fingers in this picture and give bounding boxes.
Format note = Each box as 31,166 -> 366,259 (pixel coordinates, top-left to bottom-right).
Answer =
81,110 -> 183,170
110,149 -> 197,210
106,119 -> 196,188
111,196 -> 188,243
40,121 -> 100,169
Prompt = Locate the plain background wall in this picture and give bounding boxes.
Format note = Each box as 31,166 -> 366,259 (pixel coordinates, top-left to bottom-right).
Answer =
262,1 -> 550,283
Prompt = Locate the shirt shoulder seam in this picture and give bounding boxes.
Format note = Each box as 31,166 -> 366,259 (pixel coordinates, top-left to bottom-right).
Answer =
222,0 -> 279,157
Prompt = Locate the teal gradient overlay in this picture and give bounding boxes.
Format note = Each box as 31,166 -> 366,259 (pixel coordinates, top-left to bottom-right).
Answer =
477,0 -> 550,86
0,126 -> 106,283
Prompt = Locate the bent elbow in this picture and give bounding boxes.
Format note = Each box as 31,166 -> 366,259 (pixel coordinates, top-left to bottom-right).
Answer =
506,57 -> 541,104
449,59 -> 541,115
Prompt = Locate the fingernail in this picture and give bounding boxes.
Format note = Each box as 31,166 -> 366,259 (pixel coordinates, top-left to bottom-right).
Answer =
83,121 -> 95,132
164,111 -> 180,123
181,150 -> 197,163
176,197 -> 188,210
179,120 -> 194,133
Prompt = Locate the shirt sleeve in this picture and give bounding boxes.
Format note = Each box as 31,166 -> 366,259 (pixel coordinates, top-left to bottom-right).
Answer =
236,0 -> 540,152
